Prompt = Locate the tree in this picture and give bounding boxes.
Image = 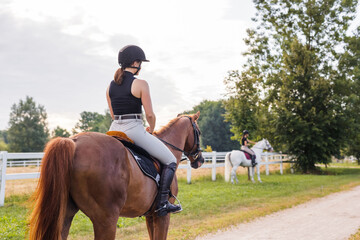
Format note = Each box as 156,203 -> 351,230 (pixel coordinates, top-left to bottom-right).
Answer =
223,70 -> 262,141
183,100 -> 240,151
52,126 -> 71,138
224,0 -> 358,172
0,140 -> 8,151
340,26 -> 360,164
0,130 -> 8,150
0,130 -> 8,144
73,110 -> 112,134
7,96 -> 49,152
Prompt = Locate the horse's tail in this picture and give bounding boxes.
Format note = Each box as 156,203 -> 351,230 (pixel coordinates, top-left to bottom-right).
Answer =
224,152 -> 233,182
29,137 -> 75,240
226,152 -> 233,167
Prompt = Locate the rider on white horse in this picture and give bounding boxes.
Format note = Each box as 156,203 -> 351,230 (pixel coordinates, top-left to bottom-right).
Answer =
241,130 -> 257,167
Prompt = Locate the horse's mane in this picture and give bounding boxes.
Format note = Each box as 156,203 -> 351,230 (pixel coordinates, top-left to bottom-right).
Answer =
154,114 -> 191,135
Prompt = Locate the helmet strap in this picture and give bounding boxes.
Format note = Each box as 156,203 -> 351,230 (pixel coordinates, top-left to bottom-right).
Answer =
128,62 -> 142,75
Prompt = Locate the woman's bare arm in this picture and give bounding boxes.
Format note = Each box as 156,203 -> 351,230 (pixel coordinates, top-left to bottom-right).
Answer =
106,86 -> 115,120
134,79 -> 156,133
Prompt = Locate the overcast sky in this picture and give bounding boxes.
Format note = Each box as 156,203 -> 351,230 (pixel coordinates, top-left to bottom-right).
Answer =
0,0 -> 358,132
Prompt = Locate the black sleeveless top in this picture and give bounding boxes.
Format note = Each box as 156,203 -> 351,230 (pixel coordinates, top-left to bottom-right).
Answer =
241,136 -> 247,146
109,71 -> 142,115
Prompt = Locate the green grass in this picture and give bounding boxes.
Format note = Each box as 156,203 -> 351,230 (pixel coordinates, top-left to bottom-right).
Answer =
1,167 -> 360,240
326,162 -> 360,168
349,228 -> 360,240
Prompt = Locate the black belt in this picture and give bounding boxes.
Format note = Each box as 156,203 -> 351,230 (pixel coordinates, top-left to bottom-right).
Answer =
114,114 -> 142,120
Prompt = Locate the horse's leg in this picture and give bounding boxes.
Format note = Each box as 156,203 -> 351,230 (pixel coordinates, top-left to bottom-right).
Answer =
250,167 -> 255,183
146,215 -> 155,240
152,214 -> 171,240
231,165 -> 239,184
92,215 -> 118,240
257,164 -> 262,183
61,196 -> 79,240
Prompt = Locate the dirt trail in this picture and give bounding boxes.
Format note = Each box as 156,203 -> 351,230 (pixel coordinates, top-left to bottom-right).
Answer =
196,185 -> 360,240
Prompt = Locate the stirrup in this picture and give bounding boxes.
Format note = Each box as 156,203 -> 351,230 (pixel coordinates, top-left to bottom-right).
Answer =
155,194 -> 182,215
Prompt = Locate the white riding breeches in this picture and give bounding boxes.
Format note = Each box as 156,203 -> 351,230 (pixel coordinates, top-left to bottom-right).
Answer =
241,145 -> 255,156
109,118 -> 176,165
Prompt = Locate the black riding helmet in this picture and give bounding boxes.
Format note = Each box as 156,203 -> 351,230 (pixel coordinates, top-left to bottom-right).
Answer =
243,130 -> 249,135
118,45 -> 149,67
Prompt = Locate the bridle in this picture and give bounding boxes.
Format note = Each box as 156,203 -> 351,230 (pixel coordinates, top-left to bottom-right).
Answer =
157,116 -> 204,168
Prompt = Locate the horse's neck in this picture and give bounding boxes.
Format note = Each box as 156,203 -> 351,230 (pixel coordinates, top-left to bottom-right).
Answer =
251,141 -> 264,155
155,118 -> 189,160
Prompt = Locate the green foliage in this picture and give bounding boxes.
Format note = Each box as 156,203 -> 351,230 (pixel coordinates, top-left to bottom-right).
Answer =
0,140 -> 8,151
340,27 -> 360,165
51,126 -> 71,138
223,70 -> 261,142
183,100 -> 240,151
7,96 -> 49,152
204,145 -> 212,152
224,0 -> 359,172
0,130 -> 8,144
72,110 -> 112,134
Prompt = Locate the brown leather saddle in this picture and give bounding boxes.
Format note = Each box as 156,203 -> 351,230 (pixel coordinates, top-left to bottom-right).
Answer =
106,131 -> 161,174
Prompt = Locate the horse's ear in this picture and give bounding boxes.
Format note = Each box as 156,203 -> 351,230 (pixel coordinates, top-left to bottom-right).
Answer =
194,111 -> 200,121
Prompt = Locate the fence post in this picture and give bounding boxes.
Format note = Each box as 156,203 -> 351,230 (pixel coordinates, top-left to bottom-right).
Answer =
212,151 -> 216,181
186,160 -> 191,184
265,153 -> 269,176
280,156 -> 283,175
0,151 -> 8,207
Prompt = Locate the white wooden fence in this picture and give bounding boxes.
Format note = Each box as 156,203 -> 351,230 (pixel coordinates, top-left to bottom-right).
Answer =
0,151 -> 43,206
0,151 -> 292,206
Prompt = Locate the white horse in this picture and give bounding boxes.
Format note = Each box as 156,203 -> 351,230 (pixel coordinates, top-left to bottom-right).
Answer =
225,139 -> 273,184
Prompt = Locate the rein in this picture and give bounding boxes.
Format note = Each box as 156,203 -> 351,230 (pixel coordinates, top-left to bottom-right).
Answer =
157,138 -> 188,162
156,116 -> 202,163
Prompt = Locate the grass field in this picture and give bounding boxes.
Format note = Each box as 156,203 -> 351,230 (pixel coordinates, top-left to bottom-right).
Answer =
1,167 -> 360,239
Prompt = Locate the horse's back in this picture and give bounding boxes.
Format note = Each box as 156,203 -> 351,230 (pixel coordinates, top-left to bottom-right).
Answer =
70,132 -> 157,218
229,150 -> 249,166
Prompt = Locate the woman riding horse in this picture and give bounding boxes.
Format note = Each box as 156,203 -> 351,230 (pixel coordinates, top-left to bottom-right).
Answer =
106,45 -> 181,216
241,130 -> 257,166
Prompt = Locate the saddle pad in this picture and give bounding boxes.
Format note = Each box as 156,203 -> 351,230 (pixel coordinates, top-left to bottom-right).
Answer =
240,150 -> 253,160
108,133 -> 161,186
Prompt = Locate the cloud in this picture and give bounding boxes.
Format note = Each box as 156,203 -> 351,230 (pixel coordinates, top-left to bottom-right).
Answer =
0,11 -> 136,130
0,0 -> 255,131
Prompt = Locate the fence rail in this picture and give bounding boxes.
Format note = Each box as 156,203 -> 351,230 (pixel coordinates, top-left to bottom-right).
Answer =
0,151 -> 292,207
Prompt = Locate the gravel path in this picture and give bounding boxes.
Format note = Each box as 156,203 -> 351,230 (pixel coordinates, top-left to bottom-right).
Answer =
196,185 -> 360,240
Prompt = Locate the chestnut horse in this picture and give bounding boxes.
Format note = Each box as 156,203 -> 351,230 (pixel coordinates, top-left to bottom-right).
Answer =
29,112 -> 204,240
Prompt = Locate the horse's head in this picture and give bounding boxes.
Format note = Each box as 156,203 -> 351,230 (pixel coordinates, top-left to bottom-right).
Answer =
183,111 -> 204,169
263,139 -> 273,152
255,139 -> 274,152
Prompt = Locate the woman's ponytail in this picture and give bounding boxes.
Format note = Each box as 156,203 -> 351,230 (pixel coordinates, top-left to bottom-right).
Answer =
114,68 -> 125,85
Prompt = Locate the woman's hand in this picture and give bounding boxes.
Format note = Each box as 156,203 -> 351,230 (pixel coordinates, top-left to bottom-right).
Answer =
146,126 -> 153,134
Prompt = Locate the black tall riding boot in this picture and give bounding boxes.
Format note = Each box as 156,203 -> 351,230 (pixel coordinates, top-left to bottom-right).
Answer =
156,162 -> 182,217
251,155 -> 257,167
